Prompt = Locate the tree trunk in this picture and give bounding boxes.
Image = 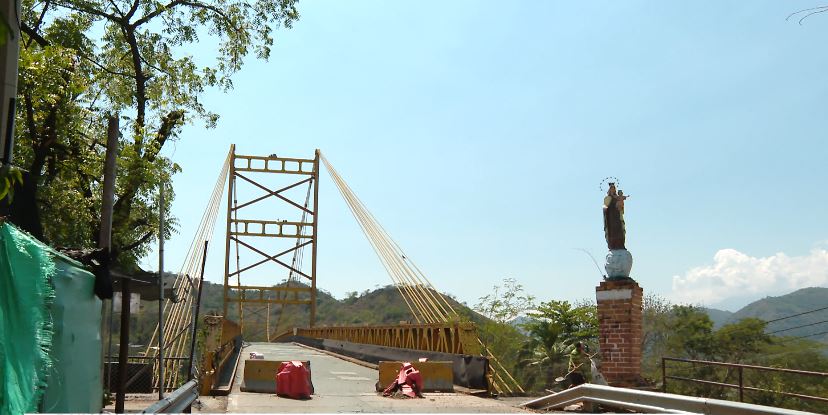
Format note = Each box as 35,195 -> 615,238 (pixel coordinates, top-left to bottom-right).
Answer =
2,170 -> 44,239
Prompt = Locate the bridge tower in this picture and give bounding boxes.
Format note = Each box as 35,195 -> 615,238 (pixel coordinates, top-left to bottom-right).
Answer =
223,146 -> 320,340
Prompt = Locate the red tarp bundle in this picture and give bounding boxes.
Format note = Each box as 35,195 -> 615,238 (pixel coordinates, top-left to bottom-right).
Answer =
382,362 -> 423,398
275,361 -> 312,399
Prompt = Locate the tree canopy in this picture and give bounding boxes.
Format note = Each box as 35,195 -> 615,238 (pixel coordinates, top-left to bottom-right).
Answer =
3,0 -> 298,268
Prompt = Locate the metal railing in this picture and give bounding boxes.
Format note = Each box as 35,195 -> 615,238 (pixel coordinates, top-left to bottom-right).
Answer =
522,383 -> 816,415
105,356 -> 190,393
276,322 -> 482,355
662,357 -> 828,405
141,380 -> 198,413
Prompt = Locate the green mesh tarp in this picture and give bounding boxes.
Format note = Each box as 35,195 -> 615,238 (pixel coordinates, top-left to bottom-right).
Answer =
0,223 -> 55,415
39,253 -> 102,413
0,222 -> 102,414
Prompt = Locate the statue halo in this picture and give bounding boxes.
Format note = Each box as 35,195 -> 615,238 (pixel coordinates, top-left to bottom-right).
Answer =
599,177 -> 621,192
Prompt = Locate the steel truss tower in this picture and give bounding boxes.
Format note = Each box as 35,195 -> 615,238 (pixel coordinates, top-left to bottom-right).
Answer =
223,146 -> 320,338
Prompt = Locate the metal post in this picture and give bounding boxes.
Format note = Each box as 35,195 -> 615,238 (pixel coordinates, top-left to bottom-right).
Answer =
158,186 -> 165,399
661,358 -> 666,393
738,366 -> 744,402
223,145 -> 235,318
0,0 -> 20,164
115,279 -> 131,413
100,115 -> 119,396
106,113 -> 127,413
99,115 -> 119,248
310,149 -> 320,327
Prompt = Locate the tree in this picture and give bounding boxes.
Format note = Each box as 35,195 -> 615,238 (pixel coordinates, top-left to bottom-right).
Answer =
5,0 -> 298,268
474,277 -> 535,323
473,278 -> 535,387
666,305 -> 715,359
518,300 -> 598,391
641,293 -> 674,380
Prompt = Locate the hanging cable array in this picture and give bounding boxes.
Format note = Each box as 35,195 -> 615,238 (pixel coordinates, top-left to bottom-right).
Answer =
320,152 -> 524,395
268,182 -> 314,339
320,154 -> 457,324
143,149 -> 231,391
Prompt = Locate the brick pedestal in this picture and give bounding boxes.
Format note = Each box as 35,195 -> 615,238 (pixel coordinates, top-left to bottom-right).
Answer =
595,279 -> 643,387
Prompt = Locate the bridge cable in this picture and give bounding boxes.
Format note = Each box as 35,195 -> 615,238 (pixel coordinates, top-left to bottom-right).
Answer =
144,149 -> 231,390
319,152 -> 525,395
339,170 -> 446,322
320,155 -> 431,322
329,163 -> 451,322
270,180 -> 314,338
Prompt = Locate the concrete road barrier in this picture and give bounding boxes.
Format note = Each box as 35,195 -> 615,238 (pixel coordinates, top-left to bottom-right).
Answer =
241,360 -> 314,394
376,361 -> 454,393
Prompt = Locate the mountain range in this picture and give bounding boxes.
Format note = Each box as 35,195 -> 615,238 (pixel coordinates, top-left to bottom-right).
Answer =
122,281 -> 828,347
703,287 -> 828,344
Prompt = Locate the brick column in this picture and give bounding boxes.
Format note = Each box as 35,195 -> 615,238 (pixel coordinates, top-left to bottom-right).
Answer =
596,279 -> 643,387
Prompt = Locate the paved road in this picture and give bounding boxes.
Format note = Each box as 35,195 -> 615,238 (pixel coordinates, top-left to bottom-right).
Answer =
226,342 -> 529,413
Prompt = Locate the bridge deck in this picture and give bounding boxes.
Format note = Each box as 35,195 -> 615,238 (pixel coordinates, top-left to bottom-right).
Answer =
228,342 -> 528,413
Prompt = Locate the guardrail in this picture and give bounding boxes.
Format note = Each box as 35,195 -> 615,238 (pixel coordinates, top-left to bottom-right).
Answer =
141,380 -> 198,413
662,357 -> 828,405
199,316 -> 242,395
521,383 -> 816,415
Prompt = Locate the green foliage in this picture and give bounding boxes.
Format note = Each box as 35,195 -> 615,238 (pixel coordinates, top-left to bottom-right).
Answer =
667,305 -> 715,359
474,277 -> 535,323
722,287 -> 828,345
472,278 -> 535,386
8,0 -> 297,268
643,295 -> 828,412
518,300 -> 598,391
0,165 -> 23,201
712,318 -> 772,362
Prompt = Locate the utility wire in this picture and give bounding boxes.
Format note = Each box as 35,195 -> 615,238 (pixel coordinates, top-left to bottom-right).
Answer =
767,319 -> 828,335
788,330 -> 828,341
764,305 -> 828,324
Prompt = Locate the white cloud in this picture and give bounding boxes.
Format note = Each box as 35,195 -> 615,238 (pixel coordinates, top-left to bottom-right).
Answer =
671,248 -> 828,306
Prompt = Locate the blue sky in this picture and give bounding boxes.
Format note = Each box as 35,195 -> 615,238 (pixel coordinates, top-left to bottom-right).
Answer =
143,1 -> 828,311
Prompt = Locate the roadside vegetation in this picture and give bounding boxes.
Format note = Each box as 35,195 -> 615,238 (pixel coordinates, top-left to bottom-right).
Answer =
472,279 -> 828,413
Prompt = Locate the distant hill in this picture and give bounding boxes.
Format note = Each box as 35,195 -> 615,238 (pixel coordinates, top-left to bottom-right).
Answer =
704,287 -> 828,345
194,282 -> 484,340
702,307 -> 734,329
118,281 -> 488,345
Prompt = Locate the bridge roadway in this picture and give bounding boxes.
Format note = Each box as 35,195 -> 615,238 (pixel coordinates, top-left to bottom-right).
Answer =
226,342 -> 529,413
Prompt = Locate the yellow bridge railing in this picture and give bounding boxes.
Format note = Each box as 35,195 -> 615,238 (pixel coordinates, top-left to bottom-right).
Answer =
274,322 -> 483,356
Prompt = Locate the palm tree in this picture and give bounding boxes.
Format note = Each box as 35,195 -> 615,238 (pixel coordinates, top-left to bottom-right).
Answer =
517,300 -> 598,391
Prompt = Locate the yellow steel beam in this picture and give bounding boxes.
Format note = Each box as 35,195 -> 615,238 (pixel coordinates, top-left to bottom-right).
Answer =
226,298 -> 312,305
234,154 -> 316,175
229,220 -> 314,238
223,149 -> 320,338
283,322 -> 482,356
233,285 -> 312,293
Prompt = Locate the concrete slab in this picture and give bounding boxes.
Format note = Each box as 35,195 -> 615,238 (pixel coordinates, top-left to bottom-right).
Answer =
228,342 -> 529,413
